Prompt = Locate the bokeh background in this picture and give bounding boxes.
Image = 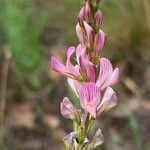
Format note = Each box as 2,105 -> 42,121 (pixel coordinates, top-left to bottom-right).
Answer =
0,0 -> 150,149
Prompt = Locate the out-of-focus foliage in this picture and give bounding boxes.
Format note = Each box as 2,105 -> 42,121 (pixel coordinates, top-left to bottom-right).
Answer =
1,0 -> 49,74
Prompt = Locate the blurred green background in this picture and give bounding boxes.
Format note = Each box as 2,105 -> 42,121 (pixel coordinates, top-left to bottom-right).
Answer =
0,0 -> 149,149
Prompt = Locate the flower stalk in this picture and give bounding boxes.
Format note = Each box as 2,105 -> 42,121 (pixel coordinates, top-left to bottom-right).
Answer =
50,0 -> 119,149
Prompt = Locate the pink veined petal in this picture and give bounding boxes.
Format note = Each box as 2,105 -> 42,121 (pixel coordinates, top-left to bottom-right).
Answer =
51,56 -> 67,74
98,86 -> 118,116
88,106 -> 97,118
95,10 -> 103,25
109,68 -> 119,86
101,68 -> 119,89
76,23 -> 84,45
66,47 -> 80,77
66,47 -> 75,67
96,58 -> 113,89
83,21 -> 93,44
78,7 -> 85,21
60,97 -> 76,120
76,44 -> 86,65
67,78 -> 81,97
94,30 -> 106,56
79,57 -> 95,82
79,82 -> 101,111
85,1 -> 91,16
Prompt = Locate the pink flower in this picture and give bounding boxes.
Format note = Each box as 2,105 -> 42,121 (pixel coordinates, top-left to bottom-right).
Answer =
94,30 -> 106,57
79,82 -> 101,118
51,45 -> 96,82
97,86 -> 118,116
79,82 -> 118,118
51,47 -> 82,80
96,58 -> 119,90
60,97 -> 80,121
76,21 -> 93,47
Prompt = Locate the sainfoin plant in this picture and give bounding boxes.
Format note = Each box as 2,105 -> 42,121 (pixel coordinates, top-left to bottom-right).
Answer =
51,0 -> 119,149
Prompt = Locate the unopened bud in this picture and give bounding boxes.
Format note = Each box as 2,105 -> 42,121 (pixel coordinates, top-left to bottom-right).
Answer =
95,10 -> 103,27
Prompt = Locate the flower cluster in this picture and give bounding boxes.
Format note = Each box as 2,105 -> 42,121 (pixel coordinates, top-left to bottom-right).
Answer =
51,0 -> 119,149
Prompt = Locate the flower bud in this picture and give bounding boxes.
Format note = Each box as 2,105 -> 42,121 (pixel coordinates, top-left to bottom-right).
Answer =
60,97 -> 81,122
95,10 -> 103,27
83,21 -> 94,47
63,132 -> 75,149
94,30 -> 106,57
78,7 -> 85,23
85,2 -> 91,18
88,129 -> 104,149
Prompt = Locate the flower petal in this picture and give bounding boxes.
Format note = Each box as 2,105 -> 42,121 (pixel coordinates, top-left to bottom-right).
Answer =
94,30 -> 106,56
88,129 -> 104,149
51,56 -> 67,74
76,44 -> 86,64
104,68 -> 119,87
67,78 -> 81,97
60,97 -> 76,120
80,57 -> 95,82
88,106 -> 97,118
76,23 -> 84,45
66,47 -> 81,78
96,58 -> 113,89
79,82 -> 101,116
98,87 -> 118,116
83,21 -> 93,45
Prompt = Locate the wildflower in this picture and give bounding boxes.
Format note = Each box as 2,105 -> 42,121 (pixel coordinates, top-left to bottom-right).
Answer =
79,82 -> 101,118
60,97 -> 81,122
51,45 -> 96,82
96,58 -> 119,90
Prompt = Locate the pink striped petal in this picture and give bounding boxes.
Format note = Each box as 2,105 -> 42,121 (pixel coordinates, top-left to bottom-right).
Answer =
60,97 -> 76,120
79,82 -> 101,117
96,58 -> 113,89
79,57 -> 95,82
95,10 -> 103,25
67,78 -> 81,97
66,47 -> 80,77
76,44 -> 86,65
76,23 -> 84,45
88,107 -> 97,118
83,21 -> 94,45
51,56 -> 67,74
97,87 -> 117,116
101,68 -> 119,89
94,30 -> 106,56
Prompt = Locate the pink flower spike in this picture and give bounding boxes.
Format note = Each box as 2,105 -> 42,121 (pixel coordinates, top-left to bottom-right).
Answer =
79,82 -> 101,118
60,97 -> 77,120
97,86 -> 117,117
94,30 -> 106,57
96,58 -> 119,90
